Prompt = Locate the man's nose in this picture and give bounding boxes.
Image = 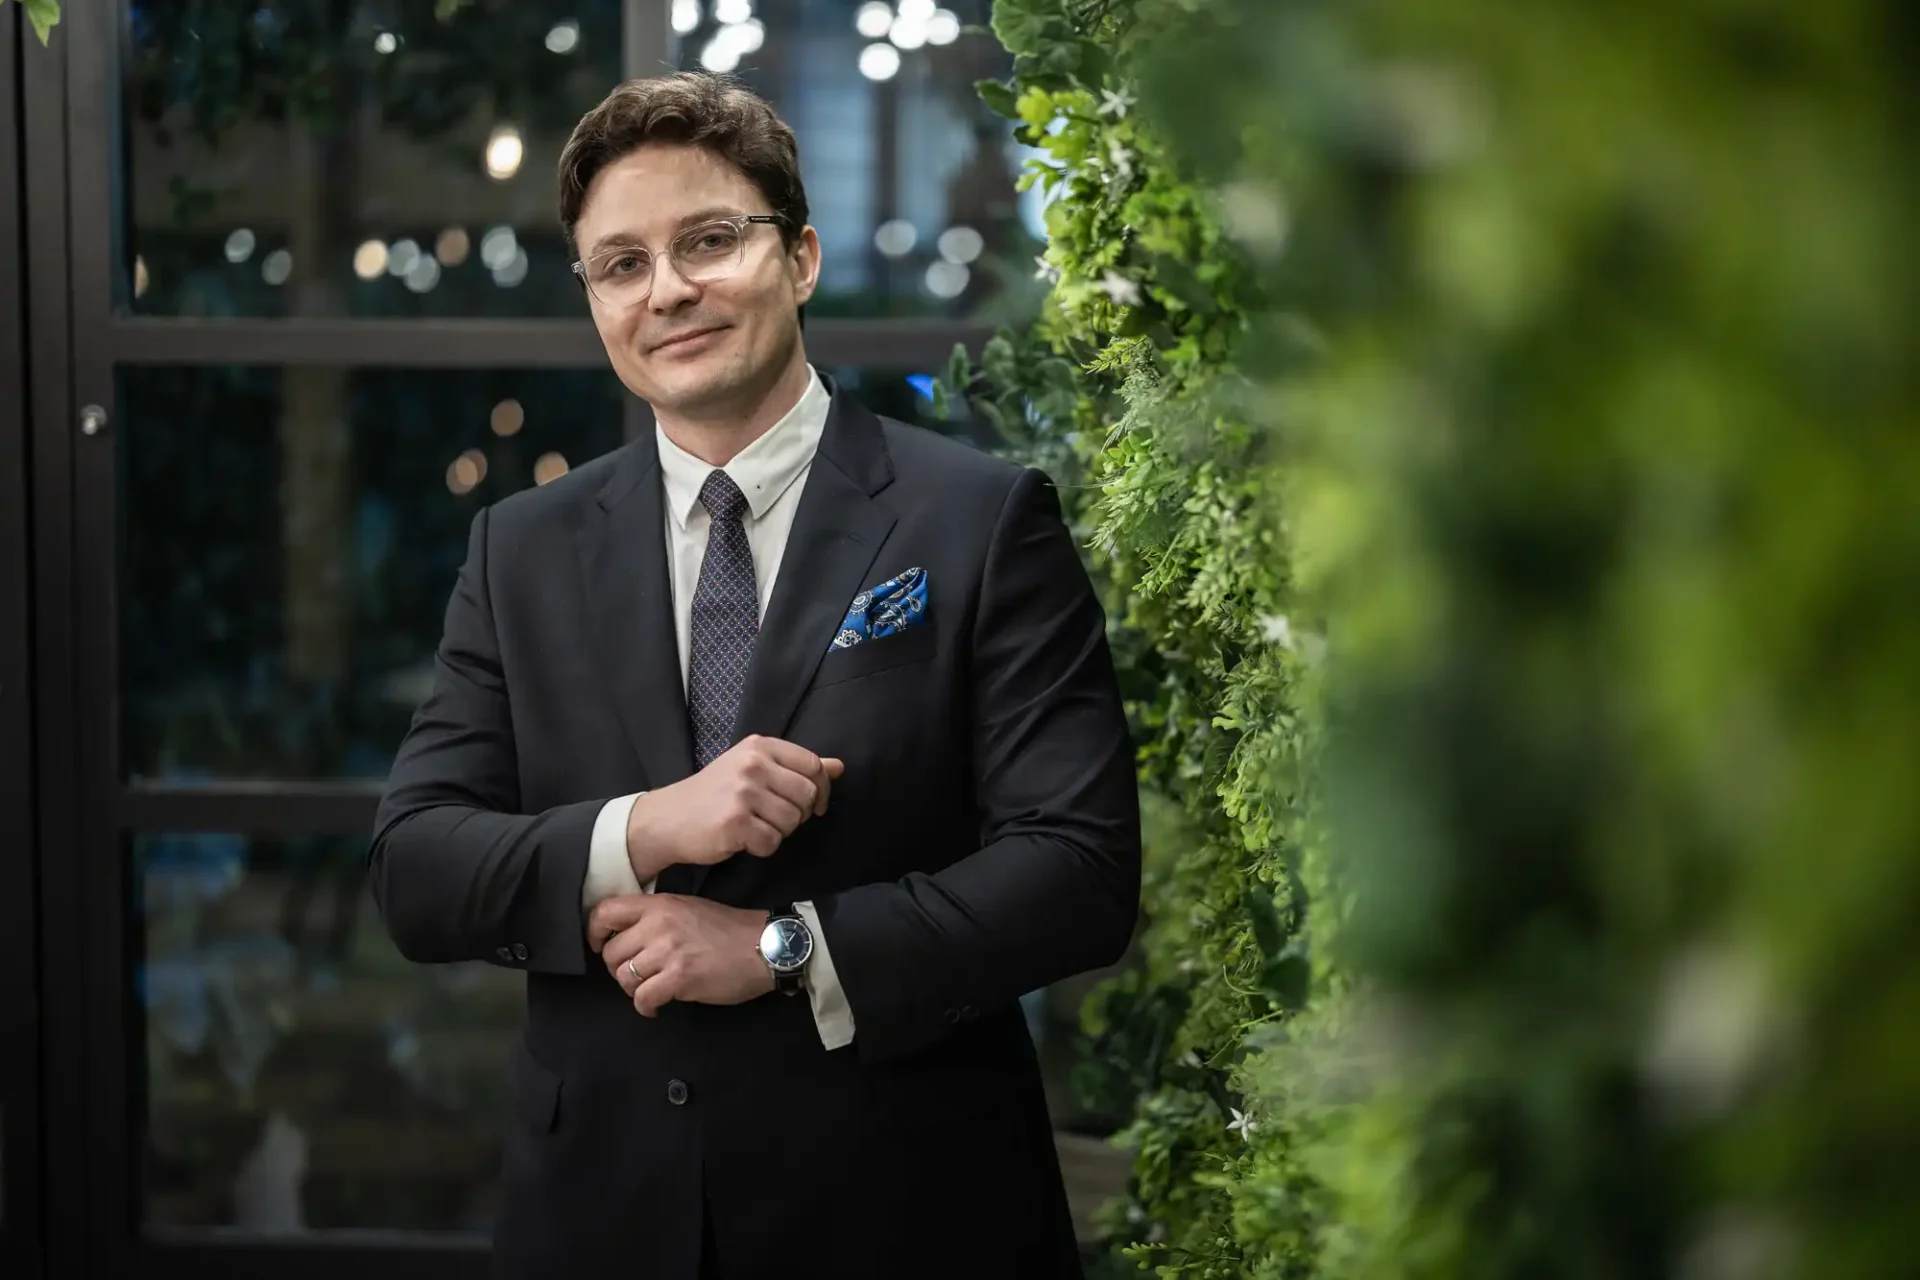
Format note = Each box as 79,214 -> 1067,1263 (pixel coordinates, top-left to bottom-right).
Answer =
648,253 -> 701,311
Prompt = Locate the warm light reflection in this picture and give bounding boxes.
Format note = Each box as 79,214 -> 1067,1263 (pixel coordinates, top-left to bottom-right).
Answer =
715,0 -> 752,22
927,8 -> 960,44
485,126 -> 524,181
534,453 -> 571,485
133,255 -> 149,299
461,448 -> 489,483
374,31 -> 398,54
436,226 -> 471,266
545,20 -> 580,54
490,399 -> 525,437
671,0 -> 702,35
261,249 -> 293,286
353,239 -> 390,280
898,0 -> 936,19
447,455 -> 481,495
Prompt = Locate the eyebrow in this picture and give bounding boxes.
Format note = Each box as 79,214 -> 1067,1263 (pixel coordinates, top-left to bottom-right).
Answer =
585,208 -> 751,259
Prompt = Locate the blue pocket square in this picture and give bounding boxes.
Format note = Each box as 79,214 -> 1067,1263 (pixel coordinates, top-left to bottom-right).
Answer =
829,566 -> 929,652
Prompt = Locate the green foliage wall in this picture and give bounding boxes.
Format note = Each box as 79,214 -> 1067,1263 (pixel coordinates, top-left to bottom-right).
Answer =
969,0 -> 1918,1277
949,2 -> 1325,1275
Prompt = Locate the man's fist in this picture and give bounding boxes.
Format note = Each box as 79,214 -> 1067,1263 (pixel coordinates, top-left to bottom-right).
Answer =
626,735 -> 843,881
588,893 -> 772,1016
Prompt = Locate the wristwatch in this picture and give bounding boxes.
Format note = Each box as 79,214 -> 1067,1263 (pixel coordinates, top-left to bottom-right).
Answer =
757,903 -> 813,996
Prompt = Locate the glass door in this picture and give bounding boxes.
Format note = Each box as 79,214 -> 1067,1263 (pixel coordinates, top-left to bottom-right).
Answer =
32,0 -> 1014,1274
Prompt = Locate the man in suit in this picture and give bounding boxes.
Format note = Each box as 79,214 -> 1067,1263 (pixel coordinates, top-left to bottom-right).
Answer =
369,72 -> 1140,1279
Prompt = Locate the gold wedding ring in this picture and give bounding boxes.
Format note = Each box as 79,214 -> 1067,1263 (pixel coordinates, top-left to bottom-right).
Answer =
626,957 -> 639,982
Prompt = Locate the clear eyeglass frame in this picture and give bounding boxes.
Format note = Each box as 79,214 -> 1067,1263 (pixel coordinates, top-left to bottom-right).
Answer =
570,213 -> 787,308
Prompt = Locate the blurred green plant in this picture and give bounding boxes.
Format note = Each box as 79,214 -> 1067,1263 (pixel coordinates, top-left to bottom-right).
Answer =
970,0 -> 1917,1276
944,1 -> 1323,1273
6,0 -> 60,45
1143,1 -> 1919,1276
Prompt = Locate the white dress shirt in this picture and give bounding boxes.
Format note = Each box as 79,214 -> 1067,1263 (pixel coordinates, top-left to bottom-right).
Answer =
578,368 -> 854,1050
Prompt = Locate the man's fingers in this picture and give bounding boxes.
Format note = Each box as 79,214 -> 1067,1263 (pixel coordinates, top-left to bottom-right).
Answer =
633,967 -> 679,1017
746,735 -> 825,775
756,764 -> 818,827
814,758 -> 843,814
586,893 -> 655,952
749,789 -> 808,837
740,813 -> 783,857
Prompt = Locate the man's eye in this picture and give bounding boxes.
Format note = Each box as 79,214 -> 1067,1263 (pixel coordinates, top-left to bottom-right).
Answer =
607,254 -> 645,276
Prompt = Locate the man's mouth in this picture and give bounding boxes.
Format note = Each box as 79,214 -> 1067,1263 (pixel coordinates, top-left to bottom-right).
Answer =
649,325 -> 728,354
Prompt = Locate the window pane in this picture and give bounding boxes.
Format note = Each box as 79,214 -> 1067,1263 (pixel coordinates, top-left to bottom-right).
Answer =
138,832 -> 520,1232
124,0 -> 622,317
119,366 -> 628,781
676,1 -> 1048,322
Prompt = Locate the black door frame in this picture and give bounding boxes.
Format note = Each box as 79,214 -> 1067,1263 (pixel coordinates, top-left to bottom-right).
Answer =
19,1 -> 995,1276
1,8 -> 45,1280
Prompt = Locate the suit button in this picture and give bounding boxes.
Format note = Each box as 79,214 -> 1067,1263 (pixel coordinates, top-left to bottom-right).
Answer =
495,946 -> 513,962
666,1079 -> 690,1106
512,942 -> 529,961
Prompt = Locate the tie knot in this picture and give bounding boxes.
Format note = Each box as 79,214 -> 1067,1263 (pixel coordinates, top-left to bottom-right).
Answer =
699,469 -> 749,524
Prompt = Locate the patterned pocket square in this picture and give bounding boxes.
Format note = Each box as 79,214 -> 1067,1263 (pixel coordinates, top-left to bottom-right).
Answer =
829,566 -> 929,652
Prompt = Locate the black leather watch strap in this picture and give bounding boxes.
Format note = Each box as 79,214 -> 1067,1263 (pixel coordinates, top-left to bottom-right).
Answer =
768,903 -> 805,996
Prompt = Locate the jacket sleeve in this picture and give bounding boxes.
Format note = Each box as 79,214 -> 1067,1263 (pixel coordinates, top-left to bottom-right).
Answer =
815,467 -> 1142,1063
368,505 -> 600,977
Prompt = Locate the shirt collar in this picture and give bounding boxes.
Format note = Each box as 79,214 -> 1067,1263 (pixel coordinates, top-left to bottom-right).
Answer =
656,366 -> 830,530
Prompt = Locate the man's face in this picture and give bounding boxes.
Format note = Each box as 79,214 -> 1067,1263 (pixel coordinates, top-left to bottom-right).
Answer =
572,143 -> 818,418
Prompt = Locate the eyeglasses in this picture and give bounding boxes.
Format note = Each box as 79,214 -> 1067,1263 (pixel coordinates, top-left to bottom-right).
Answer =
571,214 -> 786,308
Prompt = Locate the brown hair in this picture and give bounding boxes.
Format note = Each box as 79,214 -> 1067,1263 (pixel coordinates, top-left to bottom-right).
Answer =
557,72 -> 809,253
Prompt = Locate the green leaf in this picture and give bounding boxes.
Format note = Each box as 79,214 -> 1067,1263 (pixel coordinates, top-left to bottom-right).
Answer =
975,78 -> 1021,121
23,0 -> 60,44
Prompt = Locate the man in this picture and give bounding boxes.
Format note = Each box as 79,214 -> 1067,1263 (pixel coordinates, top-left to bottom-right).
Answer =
369,72 -> 1139,1280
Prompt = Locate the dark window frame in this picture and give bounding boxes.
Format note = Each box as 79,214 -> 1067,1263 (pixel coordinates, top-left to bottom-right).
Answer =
26,0 -> 1001,1272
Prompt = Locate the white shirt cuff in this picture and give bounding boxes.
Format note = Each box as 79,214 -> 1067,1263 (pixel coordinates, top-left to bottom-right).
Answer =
795,900 -> 855,1050
582,793 -> 652,909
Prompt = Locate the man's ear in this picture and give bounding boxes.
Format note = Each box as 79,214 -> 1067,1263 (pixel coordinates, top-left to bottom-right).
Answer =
790,225 -> 822,308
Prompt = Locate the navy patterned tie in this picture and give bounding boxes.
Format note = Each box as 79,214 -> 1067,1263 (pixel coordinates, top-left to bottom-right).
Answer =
687,469 -> 759,769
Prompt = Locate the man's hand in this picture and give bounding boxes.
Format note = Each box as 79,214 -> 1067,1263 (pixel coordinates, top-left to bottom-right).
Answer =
588,893 -> 774,1016
626,735 -> 843,881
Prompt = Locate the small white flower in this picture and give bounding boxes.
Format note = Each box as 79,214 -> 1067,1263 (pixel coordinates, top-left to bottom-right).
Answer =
1177,1049 -> 1202,1069
1227,1107 -> 1258,1141
1096,270 -> 1142,307
1108,139 -> 1134,181
1260,613 -> 1293,647
1126,1203 -> 1147,1225
1033,255 -> 1061,283
1098,86 -> 1136,118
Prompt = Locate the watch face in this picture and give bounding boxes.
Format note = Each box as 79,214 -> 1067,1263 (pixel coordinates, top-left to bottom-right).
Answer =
759,916 -> 813,972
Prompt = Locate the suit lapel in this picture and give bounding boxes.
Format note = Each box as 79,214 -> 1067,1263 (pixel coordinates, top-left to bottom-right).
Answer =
664,386 -> 897,900
576,441 -> 697,797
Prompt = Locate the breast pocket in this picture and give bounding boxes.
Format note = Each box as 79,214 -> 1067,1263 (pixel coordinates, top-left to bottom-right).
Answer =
810,622 -> 937,690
